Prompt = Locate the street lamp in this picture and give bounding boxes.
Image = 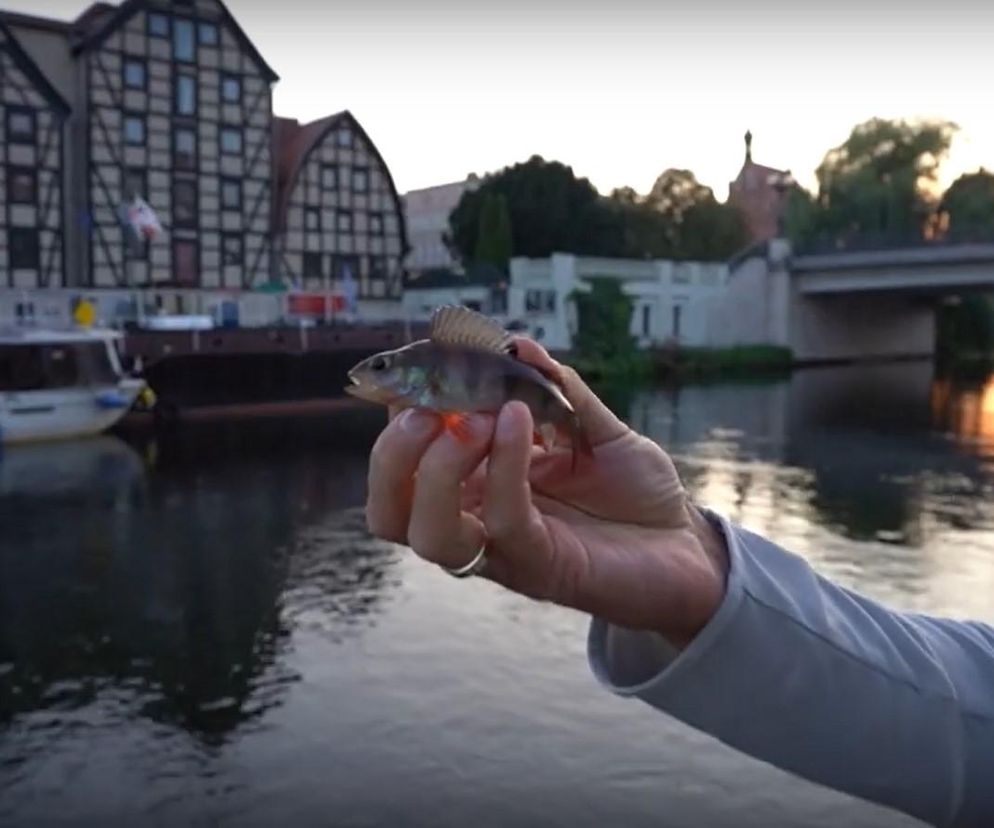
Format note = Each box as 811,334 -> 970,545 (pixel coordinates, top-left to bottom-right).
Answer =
767,169 -> 795,238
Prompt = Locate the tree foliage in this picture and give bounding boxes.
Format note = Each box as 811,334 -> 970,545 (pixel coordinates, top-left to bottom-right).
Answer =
938,170 -> 994,240
448,156 -> 617,262
448,157 -> 746,265
473,192 -> 513,271
790,118 -> 958,248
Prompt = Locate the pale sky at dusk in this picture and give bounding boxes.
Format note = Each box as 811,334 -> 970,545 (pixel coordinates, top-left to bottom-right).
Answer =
16,0 -> 994,198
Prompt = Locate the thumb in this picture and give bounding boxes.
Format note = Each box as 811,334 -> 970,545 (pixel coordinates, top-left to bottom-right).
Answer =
511,337 -> 628,446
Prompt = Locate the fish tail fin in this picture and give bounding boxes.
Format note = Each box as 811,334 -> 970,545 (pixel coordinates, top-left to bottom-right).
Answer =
440,411 -> 474,443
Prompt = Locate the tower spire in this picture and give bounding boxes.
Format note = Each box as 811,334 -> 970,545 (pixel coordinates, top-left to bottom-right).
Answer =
744,129 -> 753,163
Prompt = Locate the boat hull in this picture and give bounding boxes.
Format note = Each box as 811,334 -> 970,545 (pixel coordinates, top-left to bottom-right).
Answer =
0,380 -> 144,444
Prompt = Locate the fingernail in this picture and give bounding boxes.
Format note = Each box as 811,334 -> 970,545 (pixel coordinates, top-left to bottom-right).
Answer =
496,401 -> 526,441
399,408 -> 438,437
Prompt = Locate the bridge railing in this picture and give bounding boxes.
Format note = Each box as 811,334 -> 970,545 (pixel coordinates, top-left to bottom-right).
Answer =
793,229 -> 994,257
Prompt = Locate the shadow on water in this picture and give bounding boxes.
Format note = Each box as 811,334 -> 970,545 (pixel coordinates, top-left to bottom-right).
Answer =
0,411 -> 398,754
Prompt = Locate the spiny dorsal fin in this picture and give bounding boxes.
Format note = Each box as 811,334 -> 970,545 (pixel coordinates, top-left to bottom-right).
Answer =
429,305 -> 514,354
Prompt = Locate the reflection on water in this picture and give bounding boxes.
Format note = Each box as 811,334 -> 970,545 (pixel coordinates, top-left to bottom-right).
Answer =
1,363 -> 992,826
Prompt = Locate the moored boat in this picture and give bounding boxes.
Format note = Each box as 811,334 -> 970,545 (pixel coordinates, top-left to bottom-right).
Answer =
0,327 -> 150,444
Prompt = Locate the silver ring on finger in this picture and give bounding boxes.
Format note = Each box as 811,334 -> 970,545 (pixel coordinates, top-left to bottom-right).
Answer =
443,541 -> 487,579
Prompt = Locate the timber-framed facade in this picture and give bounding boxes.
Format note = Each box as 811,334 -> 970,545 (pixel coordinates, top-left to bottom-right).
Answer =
74,0 -> 277,289
0,20 -> 68,288
275,111 -> 408,306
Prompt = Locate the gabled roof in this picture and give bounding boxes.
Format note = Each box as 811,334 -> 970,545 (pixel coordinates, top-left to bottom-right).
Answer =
0,9 -> 72,35
0,19 -> 71,116
71,0 -> 278,83
274,110 -> 409,253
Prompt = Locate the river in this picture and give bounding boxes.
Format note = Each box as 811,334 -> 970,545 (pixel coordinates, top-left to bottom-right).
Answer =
1,361 -> 992,827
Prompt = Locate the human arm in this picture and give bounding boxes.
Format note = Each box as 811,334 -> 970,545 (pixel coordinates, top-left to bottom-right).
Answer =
363,338 -> 994,826
590,513 -> 994,827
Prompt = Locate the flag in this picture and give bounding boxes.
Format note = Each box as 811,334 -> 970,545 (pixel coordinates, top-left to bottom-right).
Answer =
119,196 -> 163,242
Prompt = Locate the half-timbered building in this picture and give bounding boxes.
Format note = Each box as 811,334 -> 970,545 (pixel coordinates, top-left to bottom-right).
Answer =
275,111 -> 408,314
73,0 -> 277,289
0,20 -> 68,288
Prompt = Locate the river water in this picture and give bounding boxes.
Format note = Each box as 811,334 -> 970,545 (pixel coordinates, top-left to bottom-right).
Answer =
1,361 -> 992,827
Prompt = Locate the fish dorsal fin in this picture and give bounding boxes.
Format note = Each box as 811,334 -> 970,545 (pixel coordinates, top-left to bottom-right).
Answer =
429,305 -> 514,354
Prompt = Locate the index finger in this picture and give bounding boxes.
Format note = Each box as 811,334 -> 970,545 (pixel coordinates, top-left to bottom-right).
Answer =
511,337 -> 628,446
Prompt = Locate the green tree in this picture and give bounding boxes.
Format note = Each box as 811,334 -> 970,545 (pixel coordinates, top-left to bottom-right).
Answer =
798,118 -> 957,248
447,156 -> 625,263
570,278 -> 647,378
939,170 -> 994,240
473,192 -> 513,270
631,169 -> 747,259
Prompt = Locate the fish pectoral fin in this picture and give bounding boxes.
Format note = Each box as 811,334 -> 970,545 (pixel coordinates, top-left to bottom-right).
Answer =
440,411 -> 475,443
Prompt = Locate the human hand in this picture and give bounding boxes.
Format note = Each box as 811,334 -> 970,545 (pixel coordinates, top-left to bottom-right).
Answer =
364,339 -> 728,648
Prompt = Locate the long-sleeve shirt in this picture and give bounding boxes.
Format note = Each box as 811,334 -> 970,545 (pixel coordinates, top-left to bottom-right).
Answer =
587,511 -> 994,827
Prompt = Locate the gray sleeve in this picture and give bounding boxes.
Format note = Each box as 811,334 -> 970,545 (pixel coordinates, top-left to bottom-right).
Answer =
587,512 -> 994,828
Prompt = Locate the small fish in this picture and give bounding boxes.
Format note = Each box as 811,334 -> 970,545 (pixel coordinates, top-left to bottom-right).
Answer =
346,306 -> 593,469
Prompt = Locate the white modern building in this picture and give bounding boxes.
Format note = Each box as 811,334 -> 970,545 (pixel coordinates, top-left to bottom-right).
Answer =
403,252 -> 729,352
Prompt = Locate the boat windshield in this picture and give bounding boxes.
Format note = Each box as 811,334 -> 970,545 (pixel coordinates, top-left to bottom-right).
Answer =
0,341 -> 120,391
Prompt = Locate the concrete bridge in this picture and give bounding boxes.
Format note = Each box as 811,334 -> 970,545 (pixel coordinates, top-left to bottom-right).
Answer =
712,240 -> 994,363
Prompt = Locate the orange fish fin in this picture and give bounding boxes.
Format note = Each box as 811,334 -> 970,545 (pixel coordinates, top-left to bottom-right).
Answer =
440,411 -> 474,443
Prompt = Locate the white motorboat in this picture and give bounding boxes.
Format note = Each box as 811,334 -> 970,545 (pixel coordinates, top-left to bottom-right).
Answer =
0,327 -> 148,444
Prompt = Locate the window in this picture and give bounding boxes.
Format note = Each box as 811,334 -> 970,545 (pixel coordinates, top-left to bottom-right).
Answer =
221,233 -> 243,266
147,12 -> 168,37
6,107 -> 35,144
303,252 -> 322,281
9,228 -> 40,270
525,289 -> 556,313
221,74 -> 241,104
352,167 -> 368,192
672,305 -> 682,338
369,212 -> 383,235
336,210 -> 352,233
221,178 -> 241,210
198,21 -> 218,45
369,255 -> 387,279
123,167 -> 145,201
173,18 -> 195,61
337,128 -> 352,147
305,207 -> 320,232
642,305 -> 651,337
124,114 -> 145,145
172,179 -> 197,228
321,165 -> 337,189
7,167 -> 36,204
220,127 -> 242,154
123,58 -> 146,90
173,240 -> 198,285
175,75 -> 196,116
173,127 -> 196,171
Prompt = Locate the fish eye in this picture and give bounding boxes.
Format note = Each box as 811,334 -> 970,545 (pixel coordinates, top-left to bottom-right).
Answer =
370,355 -> 388,371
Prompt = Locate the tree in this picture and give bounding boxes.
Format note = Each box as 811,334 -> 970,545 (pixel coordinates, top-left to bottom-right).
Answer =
939,169 -> 994,240
618,169 -> 747,260
797,118 -> 958,248
473,192 -> 513,271
447,156 -> 624,263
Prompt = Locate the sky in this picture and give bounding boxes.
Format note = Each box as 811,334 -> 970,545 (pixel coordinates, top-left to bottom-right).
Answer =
15,0 -> 994,198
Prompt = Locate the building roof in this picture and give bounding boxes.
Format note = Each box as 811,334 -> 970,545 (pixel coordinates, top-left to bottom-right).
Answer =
274,110 -> 409,253
0,9 -> 72,34
404,262 -> 506,290
0,19 -> 71,116
70,0 -> 279,82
